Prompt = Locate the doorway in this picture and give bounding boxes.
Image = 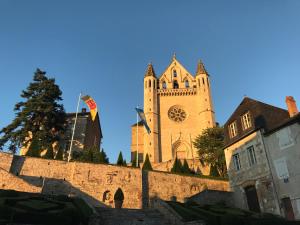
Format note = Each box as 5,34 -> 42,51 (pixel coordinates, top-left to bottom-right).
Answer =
245,185 -> 261,212
282,197 -> 295,220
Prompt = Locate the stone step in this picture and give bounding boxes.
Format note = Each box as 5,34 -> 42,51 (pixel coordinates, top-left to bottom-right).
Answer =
94,208 -> 172,225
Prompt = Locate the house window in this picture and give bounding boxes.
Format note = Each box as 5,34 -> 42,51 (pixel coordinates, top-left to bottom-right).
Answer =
242,112 -> 252,130
162,81 -> 167,89
233,153 -> 241,171
229,121 -> 238,138
173,70 -> 177,77
247,146 -> 256,166
276,127 -> 294,150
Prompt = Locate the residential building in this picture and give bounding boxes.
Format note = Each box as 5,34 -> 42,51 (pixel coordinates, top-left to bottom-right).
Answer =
224,96 -> 300,220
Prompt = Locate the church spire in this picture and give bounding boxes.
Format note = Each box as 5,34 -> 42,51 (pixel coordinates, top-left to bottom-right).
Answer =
144,63 -> 156,78
196,60 -> 207,75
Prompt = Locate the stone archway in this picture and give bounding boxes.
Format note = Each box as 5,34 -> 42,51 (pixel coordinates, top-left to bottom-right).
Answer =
172,141 -> 190,159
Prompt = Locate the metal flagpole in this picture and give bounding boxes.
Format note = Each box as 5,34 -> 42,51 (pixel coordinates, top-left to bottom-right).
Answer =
68,92 -> 82,162
136,106 -> 139,167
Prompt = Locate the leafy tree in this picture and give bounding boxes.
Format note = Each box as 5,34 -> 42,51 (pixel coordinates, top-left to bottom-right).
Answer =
77,146 -> 109,164
0,69 -> 66,155
142,154 -> 152,170
193,126 -> 227,177
182,159 -> 192,174
116,151 -> 125,166
171,157 -> 183,173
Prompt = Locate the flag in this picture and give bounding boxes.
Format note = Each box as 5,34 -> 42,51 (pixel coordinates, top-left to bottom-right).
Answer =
81,95 -> 98,121
135,107 -> 151,134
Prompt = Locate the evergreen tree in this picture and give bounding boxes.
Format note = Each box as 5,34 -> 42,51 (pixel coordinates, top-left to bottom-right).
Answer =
193,126 -> 227,177
26,137 -> 41,157
182,159 -> 192,174
171,157 -> 183,173
123,159 -> 127,166
142,154 -> 153,170
43,145 -> 54,159
116,151 -> 124,166
76,146 -> 109,164
0,69 -> 66,154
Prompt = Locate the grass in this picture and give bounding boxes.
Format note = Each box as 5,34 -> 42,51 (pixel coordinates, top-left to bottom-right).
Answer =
0,189 -> 93,225
167,201 -> 300,225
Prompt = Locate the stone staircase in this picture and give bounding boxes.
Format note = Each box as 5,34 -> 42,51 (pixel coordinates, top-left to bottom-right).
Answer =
93,207 -> 172,225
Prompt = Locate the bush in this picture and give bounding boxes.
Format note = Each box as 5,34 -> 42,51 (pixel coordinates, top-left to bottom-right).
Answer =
114,188 -> 124,201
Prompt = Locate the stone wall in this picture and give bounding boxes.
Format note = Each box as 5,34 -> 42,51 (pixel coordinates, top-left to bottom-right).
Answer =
0,152 -> 230,210
0,168 -> 41,193
0,152 -> 13,171
188,189 -> 234,207
147,171 -> 229,203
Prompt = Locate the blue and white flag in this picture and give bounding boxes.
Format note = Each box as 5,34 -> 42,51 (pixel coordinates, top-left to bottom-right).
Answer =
135,107 -> 151,134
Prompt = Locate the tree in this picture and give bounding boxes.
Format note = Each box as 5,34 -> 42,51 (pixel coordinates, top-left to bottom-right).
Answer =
182,159 -> 192,174
142,154 -> 153,170
0,69 -> 66,155
193,126 -> 227,177
116,151 -> 126,166
77,146 -> 109,164
55,147 -> 64,160
171,157 -> 183,173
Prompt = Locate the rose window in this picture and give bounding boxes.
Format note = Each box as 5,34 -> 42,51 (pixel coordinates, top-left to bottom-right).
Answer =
168,106 -> 187,122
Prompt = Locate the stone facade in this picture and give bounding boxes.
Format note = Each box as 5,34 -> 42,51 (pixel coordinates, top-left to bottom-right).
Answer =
131,56 -> 215,165
0,152 -> 229,209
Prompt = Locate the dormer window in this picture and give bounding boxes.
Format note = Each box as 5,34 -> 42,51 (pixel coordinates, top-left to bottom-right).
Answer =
241,112 -> 251,130
162,81 -> 167,89
229,121 -> 238,138
173,70 -> 177,77
173,80 -> 179,89
184,80 -> 189,88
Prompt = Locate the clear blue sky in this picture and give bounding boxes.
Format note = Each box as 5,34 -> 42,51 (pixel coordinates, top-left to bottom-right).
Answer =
1,0 -> 300,162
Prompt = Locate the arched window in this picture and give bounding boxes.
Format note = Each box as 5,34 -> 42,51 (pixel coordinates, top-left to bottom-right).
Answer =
162,81 -> 167,89
173,70 -> 177,77
149,80 -> 151,88
198,79 -> 200,87
202,78 -> 205,85
173,80 -> 179,89
184,80 -> 189,88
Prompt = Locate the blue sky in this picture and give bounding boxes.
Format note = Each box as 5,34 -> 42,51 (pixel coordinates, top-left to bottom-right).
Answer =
1,0 -> 300,162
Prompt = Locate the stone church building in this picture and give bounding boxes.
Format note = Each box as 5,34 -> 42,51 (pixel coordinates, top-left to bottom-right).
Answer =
131,56 -> 215,172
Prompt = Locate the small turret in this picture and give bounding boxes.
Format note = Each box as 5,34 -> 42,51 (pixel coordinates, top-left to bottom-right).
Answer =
195,60 -> 208,76
144,63 -> 156,78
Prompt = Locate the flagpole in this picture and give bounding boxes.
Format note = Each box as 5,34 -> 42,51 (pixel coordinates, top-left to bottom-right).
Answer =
136,106 -> 139,167
68,92 -> 82,162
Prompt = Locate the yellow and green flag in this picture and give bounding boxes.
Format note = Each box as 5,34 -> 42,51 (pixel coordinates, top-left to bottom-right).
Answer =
81,95 -> 98,121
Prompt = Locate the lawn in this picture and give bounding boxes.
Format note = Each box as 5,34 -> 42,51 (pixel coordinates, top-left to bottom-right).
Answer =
0,189 -> 93,225
167,201 -> 300,225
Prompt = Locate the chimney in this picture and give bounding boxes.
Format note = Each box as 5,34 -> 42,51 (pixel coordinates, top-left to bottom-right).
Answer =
285,96 -> 299,117
82,108 -> 87,113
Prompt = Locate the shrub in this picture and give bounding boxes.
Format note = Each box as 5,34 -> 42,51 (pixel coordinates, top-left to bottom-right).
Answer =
114,188 -> 124,201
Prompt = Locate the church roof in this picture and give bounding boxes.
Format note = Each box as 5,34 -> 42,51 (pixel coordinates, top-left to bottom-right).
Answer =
195,60 -> 208,75
144,63 -> 156,78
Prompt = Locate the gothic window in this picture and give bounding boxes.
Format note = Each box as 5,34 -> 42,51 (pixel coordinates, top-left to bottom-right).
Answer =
184,80 -> 189,88
162,81 -> 167,89
173,80 -> 179,89
202,78 -> 205,85
149,80 -> 151,88
168,105 -> 187,122
173,70 -> 177,77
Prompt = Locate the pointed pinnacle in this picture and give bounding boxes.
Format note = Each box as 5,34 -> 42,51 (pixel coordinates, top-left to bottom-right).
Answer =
144,63 -> 156,78
196,60 -> 207,75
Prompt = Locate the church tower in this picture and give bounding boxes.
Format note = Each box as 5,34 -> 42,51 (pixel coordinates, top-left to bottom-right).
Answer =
131,56 -> 216,166
143,64 -> 160,163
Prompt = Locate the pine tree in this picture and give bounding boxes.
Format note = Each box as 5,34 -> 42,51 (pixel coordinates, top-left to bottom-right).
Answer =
100,148 -> 109,164
182,159 -> 191,174
116,151 -> 124,166
76,146 -> 109,164
0,69 -> 66,154
26,137 -> 41,157
171,157 -> 183,173
123,159 -> 127,166
142,154 -> 153,170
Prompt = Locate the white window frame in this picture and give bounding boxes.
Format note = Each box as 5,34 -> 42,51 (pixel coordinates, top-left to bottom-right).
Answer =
247,145 -> 257,166
241,112 -> 252,130
233,153 -> 241,171
229,121 -> 238,138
